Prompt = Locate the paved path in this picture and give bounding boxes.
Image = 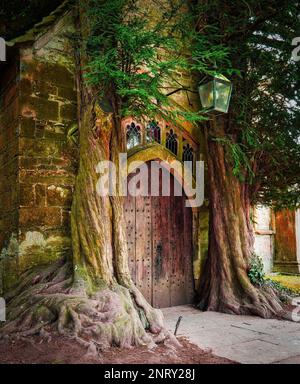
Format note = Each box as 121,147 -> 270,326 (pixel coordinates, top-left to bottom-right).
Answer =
162,305 -> 300,364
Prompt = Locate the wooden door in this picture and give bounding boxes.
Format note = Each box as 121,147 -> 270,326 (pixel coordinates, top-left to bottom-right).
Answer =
124,161 -> 194,308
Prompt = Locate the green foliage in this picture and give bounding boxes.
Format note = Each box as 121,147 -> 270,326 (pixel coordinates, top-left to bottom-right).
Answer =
81,0 -> 229,124
249,255 -> 299,301
199,0 -> 300,209
82,0 -> 300,210
248,253 -> 265,286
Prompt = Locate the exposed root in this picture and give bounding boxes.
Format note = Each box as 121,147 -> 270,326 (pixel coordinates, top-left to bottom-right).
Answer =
198,279 -> 285,319
0,259 -> 175,356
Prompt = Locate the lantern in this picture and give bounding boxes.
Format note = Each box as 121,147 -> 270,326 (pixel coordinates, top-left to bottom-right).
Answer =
198,74 -> 232,114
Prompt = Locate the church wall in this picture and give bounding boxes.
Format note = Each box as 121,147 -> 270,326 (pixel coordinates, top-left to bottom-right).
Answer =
17,48 -> 77,276
0,11 -> 78,293
0,49 -> 20,292
254,206 -> 274,274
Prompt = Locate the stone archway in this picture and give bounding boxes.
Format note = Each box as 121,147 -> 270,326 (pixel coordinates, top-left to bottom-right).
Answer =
127,144 -> 198,202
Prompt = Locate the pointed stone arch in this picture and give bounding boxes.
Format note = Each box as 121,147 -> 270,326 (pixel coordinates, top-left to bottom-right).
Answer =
127,144 -> 197,207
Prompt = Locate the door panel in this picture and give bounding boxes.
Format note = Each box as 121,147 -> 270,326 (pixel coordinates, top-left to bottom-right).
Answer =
152,194 -> 171,308
135,194 -> 152,303
125,187 -> 136,282
170,193 -> 186,306
184,208 -> 194,304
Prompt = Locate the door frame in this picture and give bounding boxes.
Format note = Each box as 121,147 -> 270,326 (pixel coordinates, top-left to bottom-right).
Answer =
126,146 -> 204,292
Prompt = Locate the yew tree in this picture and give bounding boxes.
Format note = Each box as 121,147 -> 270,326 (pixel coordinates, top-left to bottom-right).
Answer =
196,0 -> 300,317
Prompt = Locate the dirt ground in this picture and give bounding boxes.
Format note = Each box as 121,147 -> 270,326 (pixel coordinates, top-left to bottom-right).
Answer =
0,334 -> 235,364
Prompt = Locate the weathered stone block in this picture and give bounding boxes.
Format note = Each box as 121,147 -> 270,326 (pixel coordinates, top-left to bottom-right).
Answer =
19,156 -> 38,169
19,168 -> 75,185
46,185 -> 72,207
61,209 -> 71,228
60,103 -> 76,121
45,132 -> 66,141
35,121 -> 46,138
20,184 -> 34,206
21,96 -> 59,121
19,118 -> 35,138
35,184 -> 46,206
51,157 -> 71,167
33,81 -> 58,98
57,86 -> 77,102
19,137 -> 62,157
18,232 -> 72,274
38,63 -> 74,89
19,207 -> 62,228
19,78 -> 33,96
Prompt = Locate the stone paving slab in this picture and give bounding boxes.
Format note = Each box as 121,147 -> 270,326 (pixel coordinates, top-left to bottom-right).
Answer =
162,305 -> 300,364
273,355 -> 300,364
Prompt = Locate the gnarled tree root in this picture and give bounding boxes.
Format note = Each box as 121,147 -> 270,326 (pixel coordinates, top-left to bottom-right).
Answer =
0,259 -> 179,357
197,280 -> 286,319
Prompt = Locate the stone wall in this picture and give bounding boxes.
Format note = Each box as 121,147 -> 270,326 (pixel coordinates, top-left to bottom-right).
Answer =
17,50 -> 77,276
254,206 -> 274,274
0,48 -> 20,291
0,11 -> 78,293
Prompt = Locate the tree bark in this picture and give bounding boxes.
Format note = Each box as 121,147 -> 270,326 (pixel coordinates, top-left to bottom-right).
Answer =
71,102 -> 114,289
197,117 -> 282,318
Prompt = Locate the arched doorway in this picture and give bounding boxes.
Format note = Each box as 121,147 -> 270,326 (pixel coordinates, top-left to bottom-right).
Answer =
124,160 -> 194,308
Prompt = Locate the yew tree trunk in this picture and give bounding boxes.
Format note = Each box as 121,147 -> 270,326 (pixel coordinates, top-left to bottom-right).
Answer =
71,102 -> 115,289
197,117 -> 282,318
65,78 -> 168,346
